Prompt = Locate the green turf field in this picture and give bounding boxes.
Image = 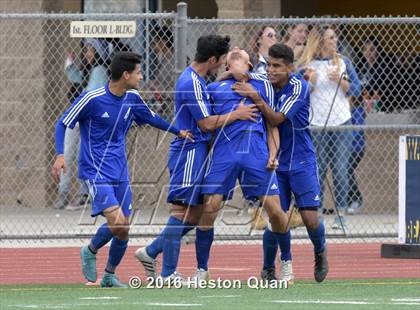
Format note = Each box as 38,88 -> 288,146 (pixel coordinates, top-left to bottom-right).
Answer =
1,279 -> 419,310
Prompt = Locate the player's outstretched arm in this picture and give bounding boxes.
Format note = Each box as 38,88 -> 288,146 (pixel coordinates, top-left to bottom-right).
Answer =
197,100 -> 258,132
266,122 -> 280,170
52,121 -> 67,182
132,99 -> 193,141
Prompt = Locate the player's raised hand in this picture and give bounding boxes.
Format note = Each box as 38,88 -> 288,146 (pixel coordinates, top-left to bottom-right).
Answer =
234,99 -> 259,122
52,155 -> 66,182
266,157 -> 279,170
178,130 -> 194,142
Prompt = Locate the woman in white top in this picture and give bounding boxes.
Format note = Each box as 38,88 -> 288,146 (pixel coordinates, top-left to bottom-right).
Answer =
297,26 -> 361,229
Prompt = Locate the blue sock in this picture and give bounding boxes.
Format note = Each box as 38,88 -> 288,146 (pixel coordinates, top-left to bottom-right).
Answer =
147,221 -> 195,259
161,216 -> 187,277
105,237 -> 128,273
274,231 -> 292,261
195,228 -> 214,271
89,223 -> 113,253
307,221 -> 326,254
262,228 -> 278,269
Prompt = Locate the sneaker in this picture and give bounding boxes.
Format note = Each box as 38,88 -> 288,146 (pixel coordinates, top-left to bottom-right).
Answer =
80,245 -> 97,282
134,247 -> 157,280
279,260 -> 294,285
191,268 -> 211,282
101,272 -> 128,288
347,201 -> 362,215
331,215 -> 347,230
260,267 -> 277,281
65,194 -> 90,211
314,248 -> 329,282
53,192 -> 70,210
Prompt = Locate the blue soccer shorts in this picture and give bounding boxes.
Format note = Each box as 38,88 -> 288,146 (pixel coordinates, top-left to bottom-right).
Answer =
276,162 -> 321,212
202,132 -> 279,201
167,142 -> 208,207
85,180 -> 132,217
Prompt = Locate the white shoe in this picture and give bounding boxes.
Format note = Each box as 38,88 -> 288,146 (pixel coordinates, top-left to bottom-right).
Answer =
331,215 -> 347,230
191,268 -> 211,282
347,202 -> 362,215
279,259 -> 294,285
134,247 -> 157,279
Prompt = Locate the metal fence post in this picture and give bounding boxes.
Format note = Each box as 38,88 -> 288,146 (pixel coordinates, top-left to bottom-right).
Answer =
175,2 -> 187,76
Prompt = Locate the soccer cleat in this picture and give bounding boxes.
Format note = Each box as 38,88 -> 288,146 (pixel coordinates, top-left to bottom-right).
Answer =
331,215 -> 347,230
80,245 -> 97,282
134,247 -> 158,280
260,267 -> 277,281
279,260 -> 294,285
191,268 -> 211,282
100,272 -> 128,288
314,248 -> 329,283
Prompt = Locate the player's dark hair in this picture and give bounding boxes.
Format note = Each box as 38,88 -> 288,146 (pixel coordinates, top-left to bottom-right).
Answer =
110,52 -> 141,80
268,43 -> 294,65
194,35 -> 231,63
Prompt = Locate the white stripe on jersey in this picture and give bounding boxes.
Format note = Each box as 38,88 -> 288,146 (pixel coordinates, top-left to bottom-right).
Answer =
63,87 -> 105,126
127,89 -> 156,117
264,80 -> 275,108
280,77 -> 302,116
249,72 -> 267,81
191,73 -> 209,117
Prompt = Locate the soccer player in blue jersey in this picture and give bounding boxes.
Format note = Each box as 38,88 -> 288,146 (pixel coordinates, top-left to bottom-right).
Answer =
233,43 -> 329,283
52,52 -> 192,288
134,36 -> 258,282
195,48 -> 291,282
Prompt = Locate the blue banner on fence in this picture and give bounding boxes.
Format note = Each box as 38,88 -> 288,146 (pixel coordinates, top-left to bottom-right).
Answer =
404,136 -> 420,244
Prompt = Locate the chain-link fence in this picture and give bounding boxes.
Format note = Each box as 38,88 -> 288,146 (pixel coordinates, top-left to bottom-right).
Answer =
0,9 -> 419,243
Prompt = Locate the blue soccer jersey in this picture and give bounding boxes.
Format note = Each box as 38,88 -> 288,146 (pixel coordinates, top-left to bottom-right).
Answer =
170,66 -> 212,151
59,83 -> 179,182
207,77 -> 275,143
274,74 -> 317,171
201,75 -> 279,201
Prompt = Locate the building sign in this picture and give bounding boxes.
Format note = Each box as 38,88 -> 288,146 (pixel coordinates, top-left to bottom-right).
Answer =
70,21 -> 136,38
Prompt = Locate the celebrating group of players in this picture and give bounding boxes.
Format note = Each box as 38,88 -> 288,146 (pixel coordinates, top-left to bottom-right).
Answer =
52,34 -> 328,288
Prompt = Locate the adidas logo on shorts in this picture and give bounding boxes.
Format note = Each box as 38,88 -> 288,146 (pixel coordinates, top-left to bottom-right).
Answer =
101,112 -> 110,118
270,183 -> 278,190
314,195 -> 320,201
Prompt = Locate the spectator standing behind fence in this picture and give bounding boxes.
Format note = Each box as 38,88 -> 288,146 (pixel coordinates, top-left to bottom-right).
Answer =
54,39 -> 109,210
297,26 -> 361,230
250,26 -> 278,74
357,37 -> 387,112
149,25 -> 175,120
282,23 -> 308,61
347,97 -> 366,214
